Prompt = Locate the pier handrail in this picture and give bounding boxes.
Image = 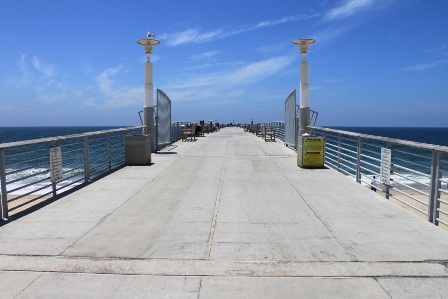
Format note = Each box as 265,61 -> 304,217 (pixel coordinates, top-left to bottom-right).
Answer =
310,126 -> 448,153
0,126 -> 145,149
0,126 -> 145,220
309,125 -> 448,228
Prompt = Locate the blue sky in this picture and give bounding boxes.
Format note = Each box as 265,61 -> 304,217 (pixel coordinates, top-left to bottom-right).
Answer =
1,0 -> 447,127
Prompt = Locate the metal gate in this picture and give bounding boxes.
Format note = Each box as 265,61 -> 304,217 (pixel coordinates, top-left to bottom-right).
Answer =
284,90 -> 297,148
156,89 -> 171,151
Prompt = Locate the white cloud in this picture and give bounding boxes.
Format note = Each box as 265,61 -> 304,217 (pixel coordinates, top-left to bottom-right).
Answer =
401,59 -> 448,71
11,53 -> 142,109
169,56 -> 293,90
87,65 -> 143,109
38,90 -> 68,104
160,14 -> 317,46
324,0 -> 374,20
160,28 -> 223,46
256,14 -> 319,28
95,65 -> 123,95
225,56 -> 294,86
164,56 -> 294,103
84,86 -> 142,109
32,56 -> 56,79
32,56 -> 57,86
423,43 -> 448,55
326,78 -> 351,83
18,52 -> 29,72
312,26 -> 352,44
191,51 -> 220,60
10,54 -> 59,89
180,62 -> 226,71
257,44 -> 286,54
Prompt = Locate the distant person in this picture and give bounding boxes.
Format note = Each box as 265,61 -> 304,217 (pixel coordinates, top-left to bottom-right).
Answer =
371,176 -> 377,192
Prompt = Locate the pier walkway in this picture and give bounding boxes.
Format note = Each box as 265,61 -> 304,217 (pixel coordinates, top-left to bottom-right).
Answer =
1,127 -> 448,298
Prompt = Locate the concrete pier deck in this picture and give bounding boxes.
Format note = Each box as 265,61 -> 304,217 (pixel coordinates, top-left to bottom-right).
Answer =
1,127 -> 448,298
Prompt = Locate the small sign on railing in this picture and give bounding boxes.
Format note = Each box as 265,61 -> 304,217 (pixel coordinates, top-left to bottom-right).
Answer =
380,147 -> 391,185
50,147 -> 63,183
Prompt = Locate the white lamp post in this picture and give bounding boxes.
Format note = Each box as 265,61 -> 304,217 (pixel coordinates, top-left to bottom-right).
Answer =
293,38 -> 315,137
137,32 -> 159,151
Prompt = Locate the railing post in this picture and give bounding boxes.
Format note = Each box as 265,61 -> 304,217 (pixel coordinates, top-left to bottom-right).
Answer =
337,134 -> 341,172
0,149 -> 9,219
108,132 -> 112,171
356,137 -> 362,183
384,143 -> 391,200
428,151 -> 442,225
123,131 -> 127,164
50,141 -> 57,198
154,108 -> 158,152
175,123 -> 178,141
83,136 -> 90,183
322,131 -> 327,165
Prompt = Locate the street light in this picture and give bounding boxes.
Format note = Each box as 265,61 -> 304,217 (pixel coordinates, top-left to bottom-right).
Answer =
293,38 -> 315,137
138,32 -> 160,61
137,32 -> 159,152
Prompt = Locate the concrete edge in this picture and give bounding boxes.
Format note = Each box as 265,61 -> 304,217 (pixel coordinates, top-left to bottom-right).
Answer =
0,255 -> 446,278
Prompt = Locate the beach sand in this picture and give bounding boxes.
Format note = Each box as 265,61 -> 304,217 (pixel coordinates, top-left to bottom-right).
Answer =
5,194 -> 51,217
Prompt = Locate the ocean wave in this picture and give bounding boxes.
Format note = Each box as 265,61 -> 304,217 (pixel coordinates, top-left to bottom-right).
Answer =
2,167 -> 84,195
358,173 -> 431,188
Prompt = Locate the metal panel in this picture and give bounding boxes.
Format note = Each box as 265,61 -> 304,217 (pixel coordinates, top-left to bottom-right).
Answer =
156,89 -> 172,150
284,90 -> 297,148
0,149 -> 8,219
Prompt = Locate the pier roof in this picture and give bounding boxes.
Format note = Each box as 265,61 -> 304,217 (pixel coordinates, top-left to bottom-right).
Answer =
1,127 -> 447,298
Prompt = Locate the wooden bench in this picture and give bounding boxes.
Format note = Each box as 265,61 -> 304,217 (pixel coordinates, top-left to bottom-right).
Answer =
255,124 -> 262,137
182,124 -> 196,141
265,128 -> 275,141
262,125 -> 275,142
203,124 -> 210,134
196,124 -> 205,137
250,124 -> 258,134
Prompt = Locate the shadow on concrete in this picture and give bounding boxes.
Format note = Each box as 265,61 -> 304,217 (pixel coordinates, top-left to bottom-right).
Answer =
0,166 -> 126,227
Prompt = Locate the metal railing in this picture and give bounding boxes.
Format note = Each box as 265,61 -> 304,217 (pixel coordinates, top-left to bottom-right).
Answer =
310,126 -> 448,228
0,126 -> 145,219
170,122 -> 190,144
265,122 -> 285,142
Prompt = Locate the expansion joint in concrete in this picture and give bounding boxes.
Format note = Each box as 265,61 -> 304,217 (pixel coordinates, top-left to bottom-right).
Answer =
205,141 -> 228,259
272,160 -> 358,261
